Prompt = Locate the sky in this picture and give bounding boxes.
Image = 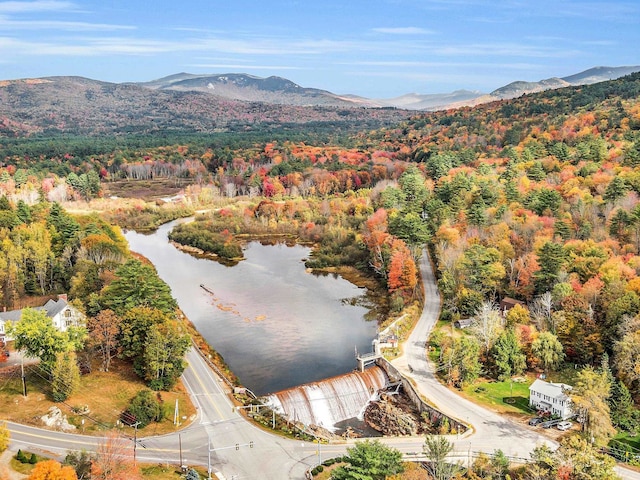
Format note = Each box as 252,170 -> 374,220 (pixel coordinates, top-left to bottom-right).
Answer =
0,0 -> 639,98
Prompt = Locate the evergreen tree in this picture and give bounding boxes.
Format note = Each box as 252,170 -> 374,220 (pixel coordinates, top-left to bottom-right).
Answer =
534,242 -> 566,294
331,440 -> 404,480
491,329 -> 526,380
610,379 -> 639,432
51,351 -> 81,402
101,259 -> 177,315
423,435 -> 460,480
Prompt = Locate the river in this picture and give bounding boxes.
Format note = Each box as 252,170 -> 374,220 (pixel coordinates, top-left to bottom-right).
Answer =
125,220 -> 379,396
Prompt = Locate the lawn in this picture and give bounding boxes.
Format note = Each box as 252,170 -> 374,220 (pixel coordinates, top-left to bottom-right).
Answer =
0,357 -> 196,436
140,464 -> 208,479
5,454 -> 208,479
462,377 -> 534,416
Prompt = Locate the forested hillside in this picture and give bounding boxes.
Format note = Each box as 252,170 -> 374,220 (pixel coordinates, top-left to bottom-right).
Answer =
0,76 -> 410,137
162,73 -> 640,448
2,72 -> 640,458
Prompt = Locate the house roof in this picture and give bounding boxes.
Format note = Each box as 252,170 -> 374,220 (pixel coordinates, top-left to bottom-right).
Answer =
529,379 -> 572,400
454,319 -> 473,328
0,298 -> 69,323
500,297 -> 525,309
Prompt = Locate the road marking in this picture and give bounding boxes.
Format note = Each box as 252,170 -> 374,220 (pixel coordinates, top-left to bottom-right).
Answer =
186,352 -> 227,421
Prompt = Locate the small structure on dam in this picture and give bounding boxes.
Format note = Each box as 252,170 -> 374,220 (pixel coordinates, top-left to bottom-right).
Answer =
263,358 -> 468,437
265,366 -> 388,432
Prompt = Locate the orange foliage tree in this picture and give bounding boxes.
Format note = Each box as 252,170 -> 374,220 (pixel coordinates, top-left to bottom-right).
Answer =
362,208 -> 391,278
387,239 -> 418,300
87,309 -> 121,372
27,460 -> 77,480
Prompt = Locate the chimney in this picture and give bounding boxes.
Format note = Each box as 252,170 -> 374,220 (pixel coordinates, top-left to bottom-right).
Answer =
58,294 -> 68,302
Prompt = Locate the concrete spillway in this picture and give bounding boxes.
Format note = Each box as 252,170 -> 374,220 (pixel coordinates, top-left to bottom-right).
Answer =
265,366 -> 388,431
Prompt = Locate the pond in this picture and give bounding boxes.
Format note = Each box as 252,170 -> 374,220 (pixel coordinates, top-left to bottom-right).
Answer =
125,220 -> 380,395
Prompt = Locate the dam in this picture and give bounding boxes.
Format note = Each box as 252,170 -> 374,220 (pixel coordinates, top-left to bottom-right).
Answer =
265,366 -> 388,432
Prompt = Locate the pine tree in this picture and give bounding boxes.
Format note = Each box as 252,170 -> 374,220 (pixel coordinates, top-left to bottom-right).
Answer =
51,351 -> 81,402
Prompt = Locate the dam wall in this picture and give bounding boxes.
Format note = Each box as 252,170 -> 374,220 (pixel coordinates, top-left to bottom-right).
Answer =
376,358 -> 468,434
265,366 -> 388,432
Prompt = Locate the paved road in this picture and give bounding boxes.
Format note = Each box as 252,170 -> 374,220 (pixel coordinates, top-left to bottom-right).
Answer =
390,251 -> 555,458
8,347 -> 322,479
390,250 -> 640,479
7,248 -> 640,479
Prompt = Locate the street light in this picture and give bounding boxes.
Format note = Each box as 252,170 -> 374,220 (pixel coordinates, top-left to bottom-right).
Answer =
132,421 -> 141,464
207,435 -> 255,479
208,435 -> 213,480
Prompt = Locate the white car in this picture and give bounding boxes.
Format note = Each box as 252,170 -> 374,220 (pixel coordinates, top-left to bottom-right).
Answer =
556,421 -> 573,431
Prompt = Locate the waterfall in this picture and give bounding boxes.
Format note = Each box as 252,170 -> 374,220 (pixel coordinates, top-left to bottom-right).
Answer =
265,366 -> 388,431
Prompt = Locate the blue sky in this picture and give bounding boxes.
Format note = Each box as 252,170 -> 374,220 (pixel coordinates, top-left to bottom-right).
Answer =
0,0 -> 638,97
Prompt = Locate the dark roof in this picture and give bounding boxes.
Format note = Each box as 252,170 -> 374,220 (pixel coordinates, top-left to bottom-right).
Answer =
454,319 -> 473,328
500,297 -> 525,309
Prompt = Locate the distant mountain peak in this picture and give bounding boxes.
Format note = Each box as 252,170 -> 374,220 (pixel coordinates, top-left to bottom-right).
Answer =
491,65 -> 640,100
137,72 -> 355,107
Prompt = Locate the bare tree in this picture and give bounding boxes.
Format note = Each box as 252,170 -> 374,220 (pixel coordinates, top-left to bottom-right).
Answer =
471,301 -> 504,353
530,292 -> 554,332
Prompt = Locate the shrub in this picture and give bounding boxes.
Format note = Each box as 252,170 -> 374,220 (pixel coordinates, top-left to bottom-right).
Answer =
16,449 -> 27,463
122,390 -> 163,428
185,469 -> 200,480
29,453 -> 37,464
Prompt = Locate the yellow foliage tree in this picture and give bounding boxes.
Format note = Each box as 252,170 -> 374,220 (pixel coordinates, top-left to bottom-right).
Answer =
0,422 -> 8,452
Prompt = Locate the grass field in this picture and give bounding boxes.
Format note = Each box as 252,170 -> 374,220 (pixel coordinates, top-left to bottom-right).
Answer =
462,377 -> 534,416
0,357 -> 196,436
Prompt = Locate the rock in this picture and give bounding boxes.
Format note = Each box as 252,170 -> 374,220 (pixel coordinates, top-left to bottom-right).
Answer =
363,391 -> 429,436
41,406 -> 76,431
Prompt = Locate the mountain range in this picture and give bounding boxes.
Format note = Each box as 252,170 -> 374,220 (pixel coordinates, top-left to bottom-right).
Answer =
138,65 -> 640,110
0,65 -> 639,137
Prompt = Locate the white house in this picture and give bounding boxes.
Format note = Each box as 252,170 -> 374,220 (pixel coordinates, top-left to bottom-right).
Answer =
0,294 -> 85,342
529,379 -> 573,419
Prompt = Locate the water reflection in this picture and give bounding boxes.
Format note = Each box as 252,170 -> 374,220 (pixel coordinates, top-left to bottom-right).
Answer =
125,221 -> 379,396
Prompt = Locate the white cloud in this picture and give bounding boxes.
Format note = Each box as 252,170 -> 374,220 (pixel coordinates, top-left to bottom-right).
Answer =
0,0 -> 72,13
186,64 -> 305,70
372,27 -> 434,35
339,60 -> 539,70
0,16 -> 134,30
435,43 -> 582,58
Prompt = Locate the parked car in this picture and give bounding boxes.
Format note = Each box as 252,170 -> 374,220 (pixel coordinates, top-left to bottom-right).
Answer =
541,419 -> 559,428
557,421 -> 573,431
529,417 -> 544,426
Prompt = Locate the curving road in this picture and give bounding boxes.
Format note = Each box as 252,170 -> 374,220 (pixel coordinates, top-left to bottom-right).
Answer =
390,250 -> 640,479
8,347 -> 324,479
390,250 -> 555,459
7,247 -> 640,479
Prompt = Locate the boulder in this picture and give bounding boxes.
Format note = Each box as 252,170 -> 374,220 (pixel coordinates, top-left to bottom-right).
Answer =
41,406 -> 76,431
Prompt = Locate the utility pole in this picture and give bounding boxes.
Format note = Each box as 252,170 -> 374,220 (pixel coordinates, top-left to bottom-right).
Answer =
21,355 -> 27,397
179,433 -> 183,471
207,435 -> 212,480
132,421 -> 141,464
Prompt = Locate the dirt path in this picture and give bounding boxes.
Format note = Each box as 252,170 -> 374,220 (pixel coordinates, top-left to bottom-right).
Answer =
0,450 -> 26,480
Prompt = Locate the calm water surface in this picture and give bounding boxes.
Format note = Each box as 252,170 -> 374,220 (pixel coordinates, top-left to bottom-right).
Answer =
125,220 -> 378,395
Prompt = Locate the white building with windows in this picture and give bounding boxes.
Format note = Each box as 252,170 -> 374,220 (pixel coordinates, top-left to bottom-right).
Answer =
0,294 -> 84,342
529,379 -> 573,419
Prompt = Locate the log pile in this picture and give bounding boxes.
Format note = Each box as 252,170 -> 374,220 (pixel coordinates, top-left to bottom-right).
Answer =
363,391 -> 429,436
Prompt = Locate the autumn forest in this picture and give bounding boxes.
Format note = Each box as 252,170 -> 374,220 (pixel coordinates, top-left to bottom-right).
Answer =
1,72 -> 640,478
